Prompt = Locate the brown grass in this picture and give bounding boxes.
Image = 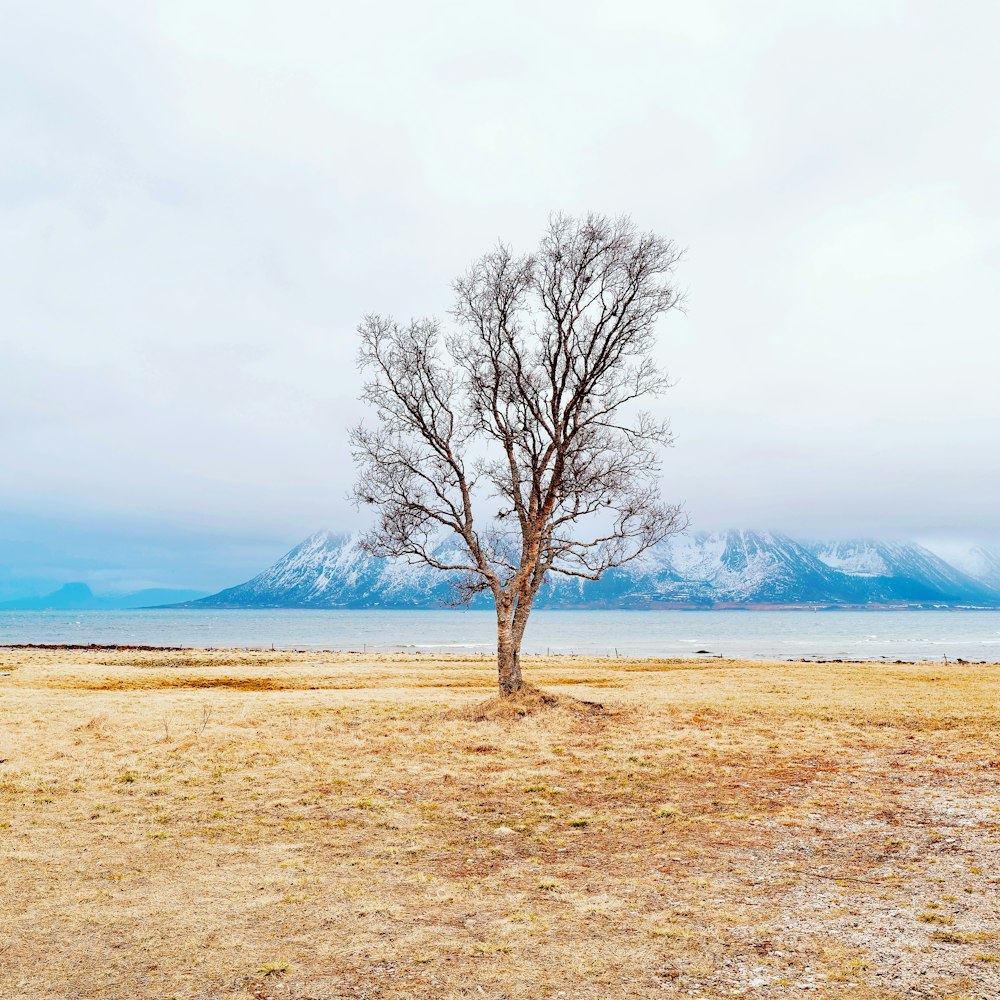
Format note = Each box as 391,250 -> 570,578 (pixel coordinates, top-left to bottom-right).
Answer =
1,648 -> 998,998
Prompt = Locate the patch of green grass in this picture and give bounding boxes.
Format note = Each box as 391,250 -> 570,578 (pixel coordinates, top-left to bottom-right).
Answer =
930,930 -> 997,944
654,803 -> 684,819
473,942 -> 512,955
256,961 -> 288,977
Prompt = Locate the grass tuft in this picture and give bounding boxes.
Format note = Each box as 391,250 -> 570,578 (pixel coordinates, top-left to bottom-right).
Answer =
256,960 -> 288,976
446,684 -> 603,721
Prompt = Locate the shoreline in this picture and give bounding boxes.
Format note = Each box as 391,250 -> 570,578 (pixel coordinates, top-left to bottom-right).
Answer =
2,642 -> 998,666
4,608 -> 998,662
153,602 -> 1000,610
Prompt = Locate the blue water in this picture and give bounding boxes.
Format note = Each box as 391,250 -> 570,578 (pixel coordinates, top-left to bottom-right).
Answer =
1,608 -> 999,661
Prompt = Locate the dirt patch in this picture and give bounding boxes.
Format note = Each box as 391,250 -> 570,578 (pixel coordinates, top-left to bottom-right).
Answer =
102,654 -> 291,669
73,675 -> 314,691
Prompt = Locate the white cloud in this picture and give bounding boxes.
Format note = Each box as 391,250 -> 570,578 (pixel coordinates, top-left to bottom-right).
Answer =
1,0 -> 998,589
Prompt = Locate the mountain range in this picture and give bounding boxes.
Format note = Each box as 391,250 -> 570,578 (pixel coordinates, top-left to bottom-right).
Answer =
0,582 -> 208,611
178,530 -> 1000,610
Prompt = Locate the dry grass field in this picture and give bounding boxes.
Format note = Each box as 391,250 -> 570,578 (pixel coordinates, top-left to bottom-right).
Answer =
0,648 -> 998,999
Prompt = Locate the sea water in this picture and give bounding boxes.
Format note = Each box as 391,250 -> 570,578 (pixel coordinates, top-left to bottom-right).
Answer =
1,608 -> 999,661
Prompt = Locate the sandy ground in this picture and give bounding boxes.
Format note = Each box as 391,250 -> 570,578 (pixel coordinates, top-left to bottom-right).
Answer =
0,648 -> 998,999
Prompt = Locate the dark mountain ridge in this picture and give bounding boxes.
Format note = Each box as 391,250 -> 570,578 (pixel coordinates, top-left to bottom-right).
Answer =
0,583 -> 208,611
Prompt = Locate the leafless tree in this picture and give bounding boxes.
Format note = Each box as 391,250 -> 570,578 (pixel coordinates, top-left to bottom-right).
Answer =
351,213 -> 686,695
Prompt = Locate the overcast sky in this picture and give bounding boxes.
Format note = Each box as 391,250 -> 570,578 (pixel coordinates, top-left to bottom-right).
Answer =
2,0 -> 998,595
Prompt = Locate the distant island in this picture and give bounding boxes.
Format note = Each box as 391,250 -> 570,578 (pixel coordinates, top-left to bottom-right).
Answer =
0,582 -> 208,612
169,530 -> 1000,610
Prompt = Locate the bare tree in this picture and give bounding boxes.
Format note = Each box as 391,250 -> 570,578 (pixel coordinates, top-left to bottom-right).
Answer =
351,213 -> 686,695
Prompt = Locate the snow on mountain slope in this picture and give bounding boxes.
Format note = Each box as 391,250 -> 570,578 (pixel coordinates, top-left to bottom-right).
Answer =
812,541 -> 892,577
807,539 -> 994,603
198,531 -> 456,608
184,530 -> 1000,610
962,546 -> 1000,591
617,531 -> 852,605
926,544 -> 1000,593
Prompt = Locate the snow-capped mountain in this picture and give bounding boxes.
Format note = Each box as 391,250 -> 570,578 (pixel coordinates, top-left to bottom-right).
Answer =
927,544 -> 1000,594
806,539 -> 993,604
962,546 -> 1000,592
180,530 -> 1000,609
192,531 -> 458,609
626,531 -> 853,605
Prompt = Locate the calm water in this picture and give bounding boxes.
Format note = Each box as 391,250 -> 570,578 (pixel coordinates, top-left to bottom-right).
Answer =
1,608 -> 999,661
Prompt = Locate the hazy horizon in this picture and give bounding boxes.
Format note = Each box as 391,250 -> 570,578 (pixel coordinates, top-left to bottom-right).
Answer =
3,1 -> 999,596
2,522 -> 998,601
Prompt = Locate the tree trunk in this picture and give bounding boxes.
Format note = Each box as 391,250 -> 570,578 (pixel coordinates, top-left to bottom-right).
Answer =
496,614 -> 523,696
